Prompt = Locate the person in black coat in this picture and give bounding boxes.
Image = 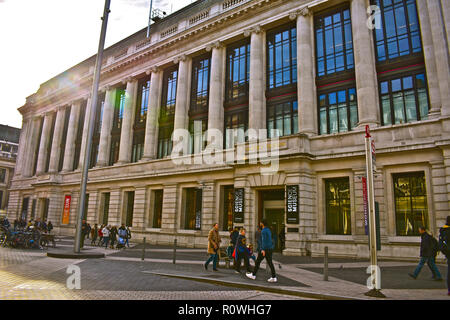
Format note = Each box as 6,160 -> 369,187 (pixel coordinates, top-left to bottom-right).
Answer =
408,226 -> 442,280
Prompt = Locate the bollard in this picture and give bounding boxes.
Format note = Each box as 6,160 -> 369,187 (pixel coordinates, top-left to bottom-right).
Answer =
141,237 -> 146,261
323,246 -> 328,281
173,239 -> 177,264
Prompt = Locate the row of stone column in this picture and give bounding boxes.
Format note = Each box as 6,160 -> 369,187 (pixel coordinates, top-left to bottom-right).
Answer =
16,0 -> 450,179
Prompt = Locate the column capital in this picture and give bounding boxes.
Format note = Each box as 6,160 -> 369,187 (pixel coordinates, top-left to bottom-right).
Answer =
121,76 -> 136,85
173,54 -> 187,64
289,7 -> 311,21
243,25 -> 263,37
205,41 -> 223,52
100,85 -> 110,93
146,65 -> 160,75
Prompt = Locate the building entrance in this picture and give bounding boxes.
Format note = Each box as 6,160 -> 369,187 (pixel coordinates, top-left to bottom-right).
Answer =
258,189 -> 285,253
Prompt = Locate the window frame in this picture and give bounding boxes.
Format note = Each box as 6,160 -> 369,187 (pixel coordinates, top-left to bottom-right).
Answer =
324,177 -> 352,235
225,39 -> 250,106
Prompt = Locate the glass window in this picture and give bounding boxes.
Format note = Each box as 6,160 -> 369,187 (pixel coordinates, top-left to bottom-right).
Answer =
372,0 -> 422,62
267,99 -> 298,137
114,89 -> 126,129
189,119 -> 207,154
226,41 -> 250,101
318,87 -> 358,135
0,168 -> 6,183
315,7 -> 354,77
190,55 -> 210,114
101,193 -> 110,225
136,78 -> 150,124
224,109 -> 248,148
223,186 -> 234,231
131,133 -> 144,163
325,178 -> 351,235
379,72 -> 429,125
394,172 -> 428,236
184,188 -> 202,230
152,190 -> 163,228
267,24 -> 297,89
158,66 -> 178,159
157,124 -> 174,159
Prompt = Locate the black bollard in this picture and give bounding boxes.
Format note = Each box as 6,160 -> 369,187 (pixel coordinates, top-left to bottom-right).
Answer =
141,237 -> 146,261
324,246 -> 329,281
173,239 -> 177,264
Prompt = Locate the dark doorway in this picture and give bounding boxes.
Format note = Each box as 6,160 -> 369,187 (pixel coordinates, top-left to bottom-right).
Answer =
258,188 -> 285,252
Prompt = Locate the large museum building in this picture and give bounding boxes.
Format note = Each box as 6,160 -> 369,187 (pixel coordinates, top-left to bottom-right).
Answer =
7,0 -> 450,260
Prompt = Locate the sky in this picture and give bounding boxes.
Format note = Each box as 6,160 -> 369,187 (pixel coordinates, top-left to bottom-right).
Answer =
0,0 -> 193,129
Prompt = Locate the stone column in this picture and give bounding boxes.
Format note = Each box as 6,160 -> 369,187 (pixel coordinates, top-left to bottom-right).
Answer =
36,112 -> 54,175
62,101 -> 81,172
427,0 -> 450,117
78,95 -> 92,170
206,41 -> 226,141
161,183 -> 178,233
441,0 -> 450,54
48,106 -> 67,173
97,87 -> 116,167
117,78 -> 138,164
245,25 -> 265,134
416,0 -> 442,118
351,0 -> 380,127
142,67 -> 163,160
14,118 -> 30,177
291,9 -> 318,135
173,55 -> 192,132
23,116 -> 41,177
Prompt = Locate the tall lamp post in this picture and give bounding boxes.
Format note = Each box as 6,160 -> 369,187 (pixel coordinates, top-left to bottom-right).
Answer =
74,0 -> 111,253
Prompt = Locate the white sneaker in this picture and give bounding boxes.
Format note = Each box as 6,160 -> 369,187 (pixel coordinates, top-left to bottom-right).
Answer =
246,273 -> 256,280
267,277 -> 277,283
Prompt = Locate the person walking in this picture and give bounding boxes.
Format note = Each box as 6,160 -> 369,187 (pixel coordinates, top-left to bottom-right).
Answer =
117,224 -> 127,249
102,225 -> 110,249
408,226 -> 442,281
438,216 -> 450,296
47,221 -> 53,234
86,223 -> 91,240
109,226 -> 117,249
246,220 -> 277,283
97,224 -> 104,246
80,220 -> 88,248
204,223 -> 221,271
125,226 -> 131,248
90,224 -> 98,245
234,228 -> 252,275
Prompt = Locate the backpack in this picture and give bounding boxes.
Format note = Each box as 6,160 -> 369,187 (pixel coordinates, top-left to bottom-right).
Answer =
438,228 -> 450,257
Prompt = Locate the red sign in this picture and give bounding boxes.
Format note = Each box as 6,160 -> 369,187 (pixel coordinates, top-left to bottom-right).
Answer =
62,195 -> 71,225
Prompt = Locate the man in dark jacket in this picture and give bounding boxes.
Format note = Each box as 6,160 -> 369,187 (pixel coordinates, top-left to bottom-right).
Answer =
246,220 -> 277,283
408,226 -> 442,281
234,228 -> 252,275
438,216 -> 450,296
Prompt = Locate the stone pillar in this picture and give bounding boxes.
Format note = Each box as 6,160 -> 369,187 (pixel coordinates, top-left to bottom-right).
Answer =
14,118 -> 30,177
427,0 -> 450,117
206,41 -> 226,139
62,101 -> 81,172
245,26 -> 265,134
97,87 -> 116,167
173,55 -> 192,133
132,187 -> 147,230
201,181 -> 216,232
441,0 -> 450,54
36,112 -> 54,175
48,106 -> 67,173
117,79 -> 138,164
291,9 -> 318,135
142,67 -> 163,160
351,0 -> 380,127
161,183 -> 178,233
78,96 -> 91,170
430,160 -> 449,233
416,0 -> 442,118
441,148 -> 450,226
23,116 -> 41,177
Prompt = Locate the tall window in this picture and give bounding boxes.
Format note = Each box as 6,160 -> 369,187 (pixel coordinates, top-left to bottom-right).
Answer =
110,88 -> 125,166
325,178 -> 351,235
267,100 -> 298,138
315,7 -> 354,77
372,0 -> 422,63
89,94 -> 105,169
267,24 -> 297,89
380,72 -> 429,125
226,40 -> 250,102
184,188 -> 202,230
124,191 -> 134,227
132,77 -> 150,163
223,186 -> 234,231
32,117 -> 44,176
45,113 -> 56,173
152,189 -> 163,228
58,106 -> 71,172
315,6 -> 357,135
101,193 -> 110,225
73,101 -> 87,170
0,168 -> 6,183
319,87 -> 358,134
158,66 -> 178,159
189,54 -> 211,154
394,172 -> 428,236
224,110 -> 248,148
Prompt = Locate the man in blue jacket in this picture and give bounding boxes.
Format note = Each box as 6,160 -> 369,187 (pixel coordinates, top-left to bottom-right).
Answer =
246,220 -> 277,283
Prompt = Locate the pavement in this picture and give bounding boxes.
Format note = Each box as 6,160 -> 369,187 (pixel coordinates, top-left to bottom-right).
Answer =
1,235 -> 449,300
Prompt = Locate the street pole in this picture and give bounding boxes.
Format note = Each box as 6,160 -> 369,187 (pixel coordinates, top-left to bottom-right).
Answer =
146,0 -> 153,38
74,0 -> 111,253
364,125 -> 385,298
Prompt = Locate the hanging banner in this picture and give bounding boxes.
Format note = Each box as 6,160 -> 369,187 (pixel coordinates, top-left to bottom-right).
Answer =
362,177 -> 369,235
62,195 -> 71,225
233,188 -> 244,223
286,185 -> 299,224
195,189 -> 202,230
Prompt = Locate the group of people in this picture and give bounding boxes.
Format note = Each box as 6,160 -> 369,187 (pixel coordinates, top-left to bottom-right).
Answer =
13,218 -> 53,234
80,220 -> 131,250
204,220 -> 278,283
408,215 -> 450,296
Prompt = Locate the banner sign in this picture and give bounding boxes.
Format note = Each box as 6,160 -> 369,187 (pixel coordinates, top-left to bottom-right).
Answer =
233,188 -> 244,223
62,195 -> 71,225
362,177 -> 369,235
286,185 -> 299,224
195,189 -> 202,230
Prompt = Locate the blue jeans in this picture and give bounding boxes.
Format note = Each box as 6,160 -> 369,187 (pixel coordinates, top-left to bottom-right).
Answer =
413,256 -> 442,279
103,237 -> 110,248
205,253 -> 218,270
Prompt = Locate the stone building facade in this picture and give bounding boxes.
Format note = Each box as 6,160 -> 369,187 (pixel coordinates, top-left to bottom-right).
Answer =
8,0 -> 450,260
0,124 -> 20,215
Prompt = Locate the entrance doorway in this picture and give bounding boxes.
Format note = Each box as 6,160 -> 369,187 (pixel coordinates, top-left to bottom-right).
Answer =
258,189 -> 285,252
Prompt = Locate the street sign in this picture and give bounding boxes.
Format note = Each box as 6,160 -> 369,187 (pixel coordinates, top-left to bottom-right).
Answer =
62,195 -> 71,225
286,185 -> 299,224
233,188 -> 244,223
